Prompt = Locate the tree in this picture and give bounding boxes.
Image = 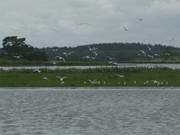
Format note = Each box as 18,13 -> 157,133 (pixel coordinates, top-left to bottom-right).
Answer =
2,36 -> 48,61
2,36 -> 25,48
2,36 -> 33,55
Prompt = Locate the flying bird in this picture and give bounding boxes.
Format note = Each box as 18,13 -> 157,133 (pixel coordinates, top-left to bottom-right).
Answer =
169,38 -> 175,43
78,23 -> 90,26
123,26 -> 128,32
138,18 -> 143,21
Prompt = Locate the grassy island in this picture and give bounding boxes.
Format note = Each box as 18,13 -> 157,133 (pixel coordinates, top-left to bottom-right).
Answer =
0,67 -> 179,87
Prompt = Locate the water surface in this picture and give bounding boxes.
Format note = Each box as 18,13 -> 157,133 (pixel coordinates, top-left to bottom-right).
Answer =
1,63 -> 180,70
0,88 -> 180,135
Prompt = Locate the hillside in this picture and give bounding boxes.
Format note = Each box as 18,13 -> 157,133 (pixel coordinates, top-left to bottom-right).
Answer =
1,42 -> 180,66
42,43 -> 180,63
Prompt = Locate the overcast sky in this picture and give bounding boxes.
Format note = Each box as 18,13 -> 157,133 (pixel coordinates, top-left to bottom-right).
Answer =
0,0 -> 179,47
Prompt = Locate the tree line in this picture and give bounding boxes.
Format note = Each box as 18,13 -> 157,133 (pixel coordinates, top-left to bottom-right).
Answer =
1,36 -> 179,62
1,36 -> 48,61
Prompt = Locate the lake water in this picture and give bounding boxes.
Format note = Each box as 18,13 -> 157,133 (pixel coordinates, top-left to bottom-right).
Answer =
1,63 -> 180,70
0,87 -> 180,135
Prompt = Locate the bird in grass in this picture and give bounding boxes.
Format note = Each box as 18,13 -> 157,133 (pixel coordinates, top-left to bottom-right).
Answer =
42,77 -> 48,80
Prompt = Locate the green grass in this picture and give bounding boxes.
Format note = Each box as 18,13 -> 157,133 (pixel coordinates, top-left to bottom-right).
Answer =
0,67 -> 180,87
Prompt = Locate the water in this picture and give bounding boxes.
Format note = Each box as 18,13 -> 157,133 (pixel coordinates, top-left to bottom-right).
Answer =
1,63 -> 180,70
0,88 -> 180,135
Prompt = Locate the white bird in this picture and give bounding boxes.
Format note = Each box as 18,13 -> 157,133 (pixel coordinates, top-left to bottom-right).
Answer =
42,77 -> 48,80
33,69 -> 41,73
169,38 -> 175,43
144,81 -> 149,85
78,22 -> 90,26
154,54 -> 159,57
123,26 -> 128,31
147,55 -> 154,59
138,18 -> 143,21
89,47 -> 98,51
148,46 -> 152,51
123,82 -> 127,86
88,79 -> 100,84
52,61 -> 57,65
139,50 -> 146,56
60,81 -> 65,84
117,74 -> 125,78
13,55 -> 21,59
55,56 -> 65,61
93,51 -> 98,56
137,53 -> 141,56
84,81 -> 87,84
56,76 -> 67,81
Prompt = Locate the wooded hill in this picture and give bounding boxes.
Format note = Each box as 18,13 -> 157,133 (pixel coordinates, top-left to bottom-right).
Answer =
1,36 -> 180,64
42,43 -> 180,63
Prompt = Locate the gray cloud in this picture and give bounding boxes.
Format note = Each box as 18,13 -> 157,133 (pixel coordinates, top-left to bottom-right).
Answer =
0,0 -> 179,47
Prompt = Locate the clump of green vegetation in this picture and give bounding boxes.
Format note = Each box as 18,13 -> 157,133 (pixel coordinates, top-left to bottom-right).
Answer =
0,67 -> 179,87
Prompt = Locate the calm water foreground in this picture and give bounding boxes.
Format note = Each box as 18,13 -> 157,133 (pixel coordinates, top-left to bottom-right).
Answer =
0,88 -> 180,135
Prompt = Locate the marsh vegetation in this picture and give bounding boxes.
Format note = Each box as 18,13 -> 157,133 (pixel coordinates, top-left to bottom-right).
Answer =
0,67 -> 179,87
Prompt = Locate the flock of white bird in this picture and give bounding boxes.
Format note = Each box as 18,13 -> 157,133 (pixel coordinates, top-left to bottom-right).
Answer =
33,69 -> 169,86
137,46 -> 171,59
83,47 -> 99,60
50,45 -> 172,66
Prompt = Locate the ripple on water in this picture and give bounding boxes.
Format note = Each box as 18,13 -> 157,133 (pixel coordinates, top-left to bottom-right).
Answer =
0,88 -> 179,135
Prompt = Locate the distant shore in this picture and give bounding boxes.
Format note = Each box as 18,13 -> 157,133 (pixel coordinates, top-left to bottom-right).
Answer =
1,63 -> 180,71
0,67 -> 179,87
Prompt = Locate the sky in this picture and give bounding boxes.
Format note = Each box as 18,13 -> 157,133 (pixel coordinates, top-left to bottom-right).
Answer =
0,0 -> 180,47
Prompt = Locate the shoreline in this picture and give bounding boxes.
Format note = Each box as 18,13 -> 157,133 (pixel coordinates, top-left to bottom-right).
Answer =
1,63 -> 180,71
0,87 -> 180,91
